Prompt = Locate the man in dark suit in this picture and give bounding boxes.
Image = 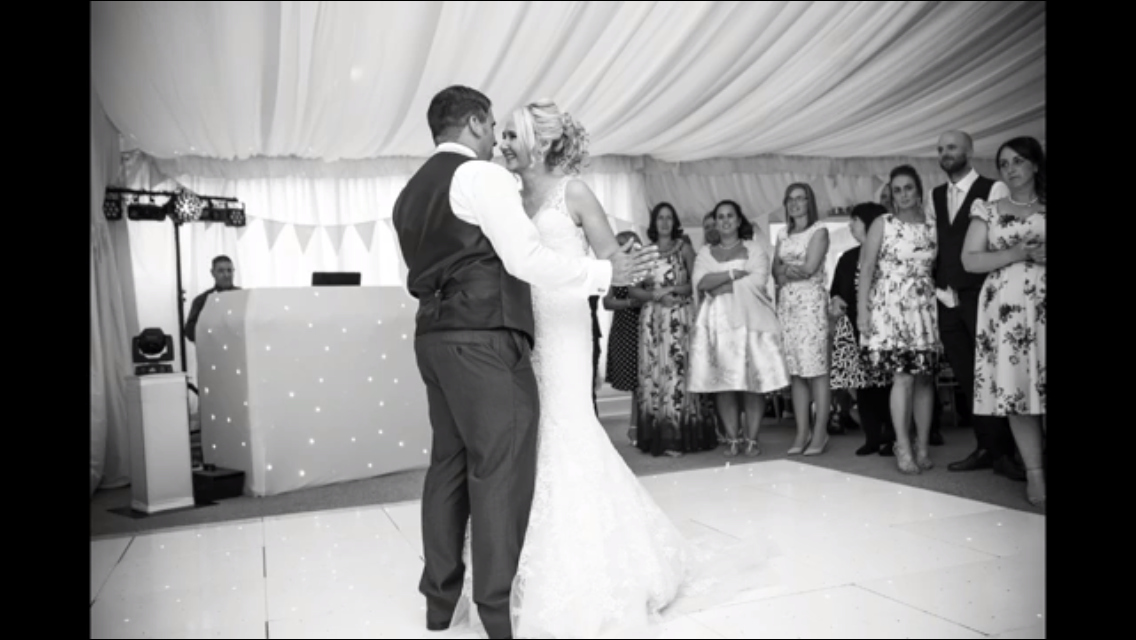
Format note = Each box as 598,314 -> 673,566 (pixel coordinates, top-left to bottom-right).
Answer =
930,131 -> 1023,481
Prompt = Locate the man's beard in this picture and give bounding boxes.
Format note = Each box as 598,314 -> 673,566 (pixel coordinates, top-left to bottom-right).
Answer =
940,156 -> 965,174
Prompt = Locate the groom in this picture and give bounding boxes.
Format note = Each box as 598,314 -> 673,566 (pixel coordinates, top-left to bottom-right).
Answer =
392,85 -> 655,640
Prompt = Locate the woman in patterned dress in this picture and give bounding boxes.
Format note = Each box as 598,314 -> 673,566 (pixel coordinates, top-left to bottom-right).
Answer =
604,230 -> 647,445
773,183 -> 832,456
962,137 -> 1046,506
633,203 -> 716,456
830,202 -> 895,456
859,165 -> 942,474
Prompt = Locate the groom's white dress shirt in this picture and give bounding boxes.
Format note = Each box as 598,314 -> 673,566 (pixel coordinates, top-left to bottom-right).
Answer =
438,142 -> 611,297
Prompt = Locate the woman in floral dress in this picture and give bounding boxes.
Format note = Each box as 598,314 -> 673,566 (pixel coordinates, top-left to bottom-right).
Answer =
633,203 -> 716,456
773,183 -> 831,456
962,136 -> 1046,506
859,165 -> 942,475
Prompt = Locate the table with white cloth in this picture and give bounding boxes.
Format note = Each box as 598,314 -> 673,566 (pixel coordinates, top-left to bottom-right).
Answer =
195,286 -> 430,496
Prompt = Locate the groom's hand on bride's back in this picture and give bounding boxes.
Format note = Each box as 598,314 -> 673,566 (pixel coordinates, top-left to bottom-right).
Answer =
609,238 -> 659,286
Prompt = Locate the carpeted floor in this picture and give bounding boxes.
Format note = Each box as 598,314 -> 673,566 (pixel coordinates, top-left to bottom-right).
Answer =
90,414 -> 1043,539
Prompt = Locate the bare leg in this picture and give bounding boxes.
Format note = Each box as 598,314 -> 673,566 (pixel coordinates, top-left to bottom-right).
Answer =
716,392 -> 741,456
743,393 -> 766,456
788,376 -> 812,453
912,374 -> 935,469
805,374 -> 832,455
1009,415 -> 1045,505
891,373 -> 919,474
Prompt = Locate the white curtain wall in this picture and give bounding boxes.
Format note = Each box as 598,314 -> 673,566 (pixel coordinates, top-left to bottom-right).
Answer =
91,84 -> 134,495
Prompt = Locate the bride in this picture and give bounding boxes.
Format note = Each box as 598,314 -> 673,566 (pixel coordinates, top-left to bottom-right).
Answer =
451,100 -> 773,639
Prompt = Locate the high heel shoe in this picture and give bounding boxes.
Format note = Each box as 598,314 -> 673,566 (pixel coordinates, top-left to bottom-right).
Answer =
915,442 -> 934,470
627,428 -> 637,447
804,433 -> 829,456
788,431 -> 812,456
1025,467 -> 1046,506
894,443 -> 921,475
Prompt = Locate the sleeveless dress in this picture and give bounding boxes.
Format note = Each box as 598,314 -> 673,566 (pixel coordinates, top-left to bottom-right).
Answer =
775,224 -> 830,378
637,247 -> 717,455
449,178 -> 777,638
862,214 -> 941,375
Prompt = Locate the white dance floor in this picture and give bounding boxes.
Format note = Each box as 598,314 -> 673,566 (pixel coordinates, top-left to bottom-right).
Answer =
90,461 -> 1045,639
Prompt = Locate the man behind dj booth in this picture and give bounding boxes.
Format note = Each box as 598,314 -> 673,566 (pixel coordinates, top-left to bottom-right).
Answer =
185,255 -> 240,342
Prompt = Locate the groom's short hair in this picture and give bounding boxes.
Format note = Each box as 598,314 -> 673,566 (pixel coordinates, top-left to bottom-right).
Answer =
428,86 -> 492,142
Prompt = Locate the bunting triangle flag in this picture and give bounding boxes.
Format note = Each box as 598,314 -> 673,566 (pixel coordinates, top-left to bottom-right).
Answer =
295,224 -> 318,253
233,217 -> 253,241
354,221 -> 377,252
263,219 -> 287,250
383,219 -> 409,280
324,224 -> 347,254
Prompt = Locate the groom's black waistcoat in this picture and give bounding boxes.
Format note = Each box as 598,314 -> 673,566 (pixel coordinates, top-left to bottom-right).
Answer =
393,152 -> 535,345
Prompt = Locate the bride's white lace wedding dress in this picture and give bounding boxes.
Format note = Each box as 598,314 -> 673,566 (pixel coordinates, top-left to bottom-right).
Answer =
449,178 -> 774,638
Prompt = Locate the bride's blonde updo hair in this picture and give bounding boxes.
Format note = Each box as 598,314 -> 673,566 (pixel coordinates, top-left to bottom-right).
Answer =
510,98 -> 590,174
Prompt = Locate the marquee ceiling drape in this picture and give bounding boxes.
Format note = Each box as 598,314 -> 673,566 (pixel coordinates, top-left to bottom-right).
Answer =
91,1 -> 1045,164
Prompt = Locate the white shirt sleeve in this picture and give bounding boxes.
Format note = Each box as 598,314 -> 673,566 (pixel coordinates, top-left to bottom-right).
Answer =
450,160 -> 611,297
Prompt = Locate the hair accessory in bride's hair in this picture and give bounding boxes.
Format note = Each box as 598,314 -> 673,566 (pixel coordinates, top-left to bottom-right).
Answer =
552,110 -> 590,174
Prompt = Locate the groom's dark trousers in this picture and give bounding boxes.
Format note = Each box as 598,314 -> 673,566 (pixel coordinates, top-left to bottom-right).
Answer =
394,151 -> 542,640
415,329 -> 539,639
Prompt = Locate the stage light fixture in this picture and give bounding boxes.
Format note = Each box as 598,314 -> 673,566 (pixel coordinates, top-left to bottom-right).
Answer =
132,327 -> 175,375
226,202 -> 247,227
128,195 -> 168,221
168,188 -> 206,224
202,200 -> 229,223
102,190 -> 123,220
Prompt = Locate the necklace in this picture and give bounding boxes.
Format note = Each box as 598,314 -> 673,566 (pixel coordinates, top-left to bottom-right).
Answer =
1008,194 -> 1038,206
719,238 -> 742,250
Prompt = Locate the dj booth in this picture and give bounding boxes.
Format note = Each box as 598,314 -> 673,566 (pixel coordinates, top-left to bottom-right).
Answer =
195,285 -> 431,497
